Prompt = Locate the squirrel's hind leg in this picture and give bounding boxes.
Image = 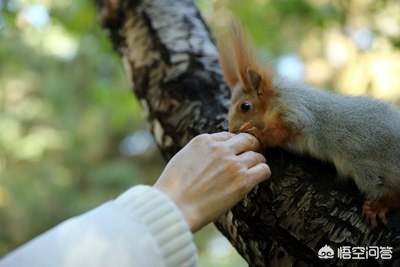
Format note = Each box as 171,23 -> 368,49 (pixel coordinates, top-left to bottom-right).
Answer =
362,193 -> 400,227
362,199 -> 389,227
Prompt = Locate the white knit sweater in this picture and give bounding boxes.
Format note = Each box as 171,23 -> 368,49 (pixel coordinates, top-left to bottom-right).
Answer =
0,185 -> 198,267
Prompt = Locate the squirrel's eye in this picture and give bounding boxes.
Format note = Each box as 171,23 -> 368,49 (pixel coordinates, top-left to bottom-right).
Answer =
240,101 -> 252,113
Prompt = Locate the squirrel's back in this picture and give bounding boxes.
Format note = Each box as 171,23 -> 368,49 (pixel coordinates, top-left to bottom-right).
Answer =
275,76 -> 400,190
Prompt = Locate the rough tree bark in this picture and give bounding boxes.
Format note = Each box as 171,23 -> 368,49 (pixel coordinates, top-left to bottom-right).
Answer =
97,0 -> 400,266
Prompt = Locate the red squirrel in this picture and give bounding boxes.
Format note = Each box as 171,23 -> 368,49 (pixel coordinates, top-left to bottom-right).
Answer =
218,24 -> 400,227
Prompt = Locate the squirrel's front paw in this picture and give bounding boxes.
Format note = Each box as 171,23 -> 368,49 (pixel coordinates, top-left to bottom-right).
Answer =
239,122 -> 263,146
239,122 -> 254,132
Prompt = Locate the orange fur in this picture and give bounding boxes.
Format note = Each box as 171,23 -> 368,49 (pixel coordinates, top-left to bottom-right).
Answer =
261,114 -> 296,146
219,22 -> 274,96
240,115 -> 296,147
218,41 -> 238,88
220,22 -> 296,147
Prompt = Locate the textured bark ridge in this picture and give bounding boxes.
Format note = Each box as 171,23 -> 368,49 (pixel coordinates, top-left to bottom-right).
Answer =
98,0 -> 400,266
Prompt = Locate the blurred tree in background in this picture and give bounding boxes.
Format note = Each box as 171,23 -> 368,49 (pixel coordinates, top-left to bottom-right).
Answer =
1,0 -> 399,266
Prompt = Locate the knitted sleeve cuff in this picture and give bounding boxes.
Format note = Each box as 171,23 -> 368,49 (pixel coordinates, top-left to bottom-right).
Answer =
115,185 -> 198,267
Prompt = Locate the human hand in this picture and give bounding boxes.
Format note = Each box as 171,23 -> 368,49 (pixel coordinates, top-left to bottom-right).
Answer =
154,132 -> 271,232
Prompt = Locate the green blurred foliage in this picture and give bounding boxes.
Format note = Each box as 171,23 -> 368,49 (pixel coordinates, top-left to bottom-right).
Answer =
0,0 -> 163,255
1,0 -> 400,266
203,0 -> 400,100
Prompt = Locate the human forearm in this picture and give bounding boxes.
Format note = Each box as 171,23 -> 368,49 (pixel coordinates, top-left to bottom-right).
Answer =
0,185 -> 197,267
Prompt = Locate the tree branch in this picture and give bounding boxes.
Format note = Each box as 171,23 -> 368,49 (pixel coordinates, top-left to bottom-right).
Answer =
97,0 -> 400,266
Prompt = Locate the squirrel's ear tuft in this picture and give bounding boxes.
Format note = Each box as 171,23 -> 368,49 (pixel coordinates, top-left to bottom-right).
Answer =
245,67 -> 273,97
229,22 -> 274,96
217,21 -> 274,95
218,43 -> 238,88
245,68 -> 262,95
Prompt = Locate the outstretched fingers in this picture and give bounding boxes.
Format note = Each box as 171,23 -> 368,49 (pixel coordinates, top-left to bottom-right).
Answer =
236,151 -> 266,168
246,163 -> 271,189
210,132 -> 235,142
225,133 -> 260,154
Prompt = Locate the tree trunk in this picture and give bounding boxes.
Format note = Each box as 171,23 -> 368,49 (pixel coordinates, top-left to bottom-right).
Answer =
97,0 -> 400,266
